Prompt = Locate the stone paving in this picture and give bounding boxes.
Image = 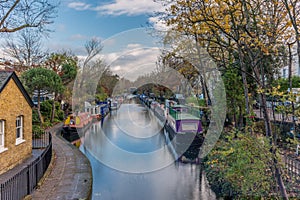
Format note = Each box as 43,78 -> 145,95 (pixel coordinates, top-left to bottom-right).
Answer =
31,123 -> 92,200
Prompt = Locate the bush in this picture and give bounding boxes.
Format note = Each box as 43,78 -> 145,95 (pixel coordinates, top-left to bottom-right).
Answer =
56,110 -> 65,121
40,100 -> 53,121
42,120 -> 53,129
32,109 -> 40,125
32,125 -> 44,138
40,99 -> 65,122
204,129 -> 275,198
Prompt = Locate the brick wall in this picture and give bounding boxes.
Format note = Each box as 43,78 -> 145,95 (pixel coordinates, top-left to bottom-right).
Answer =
0,78 -> 32,175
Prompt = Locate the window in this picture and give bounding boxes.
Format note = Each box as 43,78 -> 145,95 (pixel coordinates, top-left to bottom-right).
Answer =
283,68 -> 287,78
16,116 -> 25,145
0,120 -> 4,146
0,120 -> 7,153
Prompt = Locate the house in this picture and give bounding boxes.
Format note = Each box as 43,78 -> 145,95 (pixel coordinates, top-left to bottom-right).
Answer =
0,70 -> 34,175
279,44 -> 300,78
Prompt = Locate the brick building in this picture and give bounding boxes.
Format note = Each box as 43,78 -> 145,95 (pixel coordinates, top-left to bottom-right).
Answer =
0,70 -> 34,175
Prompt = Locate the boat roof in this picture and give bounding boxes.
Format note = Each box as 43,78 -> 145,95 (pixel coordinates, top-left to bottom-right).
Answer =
174,113 -> 200,120
171,104 -> 187,108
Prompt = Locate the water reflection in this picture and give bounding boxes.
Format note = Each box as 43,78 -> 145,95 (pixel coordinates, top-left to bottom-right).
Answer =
80,103 -> 216,200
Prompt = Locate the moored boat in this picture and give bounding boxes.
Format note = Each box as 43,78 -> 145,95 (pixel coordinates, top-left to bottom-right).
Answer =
166,104 -> 203,134
110,101 -> 119,110
164,100 -> 204,162
62,112 -> 93,142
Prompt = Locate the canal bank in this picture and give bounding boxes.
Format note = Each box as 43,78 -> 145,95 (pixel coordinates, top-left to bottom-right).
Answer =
31,123 -> 92,200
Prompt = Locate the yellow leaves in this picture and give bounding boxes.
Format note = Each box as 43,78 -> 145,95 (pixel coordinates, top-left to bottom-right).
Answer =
207,159 -> 219,165
223,147 -> 234,156
261,46 -> 269,56
257,87 -> 265,94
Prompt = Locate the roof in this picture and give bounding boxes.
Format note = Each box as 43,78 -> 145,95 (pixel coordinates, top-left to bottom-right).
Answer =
0,70 -> 34,107
0,71 -> 13,90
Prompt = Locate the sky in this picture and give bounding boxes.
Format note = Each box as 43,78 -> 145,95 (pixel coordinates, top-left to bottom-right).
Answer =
43,0 -> 167,81
47,0 -> 164,52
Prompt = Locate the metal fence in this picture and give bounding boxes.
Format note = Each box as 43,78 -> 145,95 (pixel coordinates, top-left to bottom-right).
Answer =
283,154 -> 300,196
0,132 -> 52,200
284,155 -> 300,177
32,132 -> 51,149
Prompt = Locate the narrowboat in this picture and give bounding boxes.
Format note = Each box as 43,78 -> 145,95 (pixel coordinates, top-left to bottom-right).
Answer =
166,104 -> 203,134
96,101 -> 109,116
85,102 -> 101,119
110,101 -> 119,110
164,101 -> 204,162
62,112 -> 93,142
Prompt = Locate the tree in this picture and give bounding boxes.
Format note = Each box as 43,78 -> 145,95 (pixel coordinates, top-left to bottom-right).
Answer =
44,52 -> 78,121
72,38 -> 108,111
44,52 -> 78,83
282,0 -> 300,73
3,29 -> 45,69
223,68 -> 245,128
156,0 -> 291,198
21,67 -> 63,125
0,0 -> 58,33
98,70 -> 119,97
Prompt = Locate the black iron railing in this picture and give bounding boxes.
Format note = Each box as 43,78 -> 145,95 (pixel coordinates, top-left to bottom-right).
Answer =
0,132 -> 52,200
32,132 -> 51,149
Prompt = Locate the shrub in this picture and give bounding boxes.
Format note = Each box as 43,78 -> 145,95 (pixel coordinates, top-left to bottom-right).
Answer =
32,125 -> 44,138
40,100 -> 53,121
56,110 -> 65,121
204,129 -> 275,198
32,109 -> 40,125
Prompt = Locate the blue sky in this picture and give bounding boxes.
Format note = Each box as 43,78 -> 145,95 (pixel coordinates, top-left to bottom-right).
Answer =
0,0 -> 169,81
46,0 -> 165,54
42,0 -> 168,80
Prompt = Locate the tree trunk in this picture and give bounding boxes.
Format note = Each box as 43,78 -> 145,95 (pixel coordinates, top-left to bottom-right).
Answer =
50,92 -> 56,123
37,91 -> 43,126
238,46 -> 250,115
194,34 -> 211,107
288,42 -> 296,131
260,92 -> 288,199
273,149 -> 289,200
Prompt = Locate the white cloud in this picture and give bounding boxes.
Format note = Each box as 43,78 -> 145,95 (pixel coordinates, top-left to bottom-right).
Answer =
67,2 -> 91,11
127,43 -> 142,49
66,1 -> 168,32
148,16 -> 168,31
70,34 -> 88,41
67,0 -> 164,16
95,0 -> 163,16
102,47 -> 161,81
112,65 -> 121,71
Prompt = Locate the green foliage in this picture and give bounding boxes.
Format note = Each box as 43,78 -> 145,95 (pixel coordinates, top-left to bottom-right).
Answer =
39,100 -> 64,126
32,109 -> 40,125
32,125 -> 44,138
186,96 -> 206,107
222,68 -> 245,124
95,93 -> 108,102
56,109 -> 64,121
273,76 -> 300,92
42,120 -> 53,129
21,67 -> 63,94
40,100 -> 52,119
61,62 -> 77,84
205,129 -> 275,198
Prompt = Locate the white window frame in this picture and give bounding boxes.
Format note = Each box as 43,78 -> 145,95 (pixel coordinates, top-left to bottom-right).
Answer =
16,116 -> 25,145
0,120 -> 7,153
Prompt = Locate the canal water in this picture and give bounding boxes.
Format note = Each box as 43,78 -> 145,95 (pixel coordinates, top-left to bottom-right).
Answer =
80,102 -> 216,200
